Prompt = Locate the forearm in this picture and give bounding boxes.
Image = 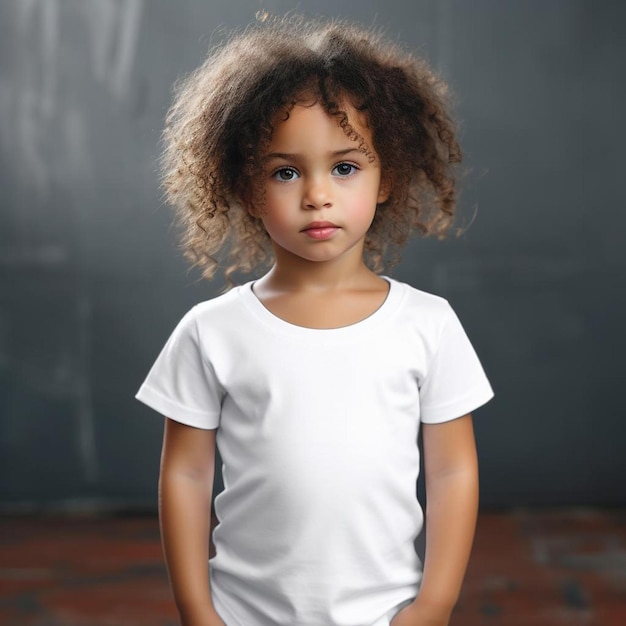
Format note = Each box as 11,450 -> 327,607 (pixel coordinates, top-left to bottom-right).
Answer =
159,470 -> 221,624
418,465 -> 478,614
391,416 -> 479,626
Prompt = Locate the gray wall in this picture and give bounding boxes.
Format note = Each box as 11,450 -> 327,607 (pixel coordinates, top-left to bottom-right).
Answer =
1,0 -> 624,511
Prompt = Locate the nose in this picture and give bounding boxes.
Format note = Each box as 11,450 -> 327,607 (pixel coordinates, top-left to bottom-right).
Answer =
302,176 -> 332,210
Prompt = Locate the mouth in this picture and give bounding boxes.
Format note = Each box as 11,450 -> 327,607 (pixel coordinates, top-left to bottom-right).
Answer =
301,221 -> 340,240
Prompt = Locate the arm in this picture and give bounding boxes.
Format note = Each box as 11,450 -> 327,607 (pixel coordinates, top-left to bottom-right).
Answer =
391,414 -> 478,626
159,418 -> 225,626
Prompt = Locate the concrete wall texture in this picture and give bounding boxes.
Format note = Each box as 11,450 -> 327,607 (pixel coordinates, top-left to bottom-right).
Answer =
1,0 -> 624,510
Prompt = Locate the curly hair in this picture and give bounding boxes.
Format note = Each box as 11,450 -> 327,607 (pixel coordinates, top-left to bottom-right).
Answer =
161,14 -> 462,282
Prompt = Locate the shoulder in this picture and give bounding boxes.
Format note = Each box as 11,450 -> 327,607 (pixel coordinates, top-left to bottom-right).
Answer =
193,283 -> 246,322
162,284 -> 249,342
184,282 -> 261,351
387,277 -> 454,328
383,278 -> 465,357
160,283 -> 255,365
391,278 -> 450,310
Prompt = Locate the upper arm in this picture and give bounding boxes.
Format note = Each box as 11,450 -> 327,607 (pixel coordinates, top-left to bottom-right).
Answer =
160,418 -> 217,482
422,414 -> 478,480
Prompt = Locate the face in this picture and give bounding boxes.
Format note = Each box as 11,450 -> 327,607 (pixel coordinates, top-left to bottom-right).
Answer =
253,101 -> 388,268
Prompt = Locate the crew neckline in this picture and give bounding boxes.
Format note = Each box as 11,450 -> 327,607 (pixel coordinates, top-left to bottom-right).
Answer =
237,276 -> 404,339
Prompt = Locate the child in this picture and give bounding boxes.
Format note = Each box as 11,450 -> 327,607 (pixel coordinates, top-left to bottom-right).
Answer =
136,14 -> 493,626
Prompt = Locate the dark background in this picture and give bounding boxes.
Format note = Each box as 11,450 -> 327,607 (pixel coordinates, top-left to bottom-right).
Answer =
1,0 -> 624,512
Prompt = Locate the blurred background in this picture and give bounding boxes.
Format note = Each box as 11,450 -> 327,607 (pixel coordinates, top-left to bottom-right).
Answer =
1,1 -> 625,625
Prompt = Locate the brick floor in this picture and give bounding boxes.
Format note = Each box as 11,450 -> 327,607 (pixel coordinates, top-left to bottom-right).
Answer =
0,509 -> 624,625
457,509 -> 626,626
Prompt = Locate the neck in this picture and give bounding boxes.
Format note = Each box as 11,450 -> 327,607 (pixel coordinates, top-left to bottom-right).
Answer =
260,247 -> 378,293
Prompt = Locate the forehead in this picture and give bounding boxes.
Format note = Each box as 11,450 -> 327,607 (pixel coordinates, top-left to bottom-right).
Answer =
267,101 -> 373,154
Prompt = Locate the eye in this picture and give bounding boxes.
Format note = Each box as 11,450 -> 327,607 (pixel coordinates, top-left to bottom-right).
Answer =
332,162 -> 358,177
272,167 -> 299,182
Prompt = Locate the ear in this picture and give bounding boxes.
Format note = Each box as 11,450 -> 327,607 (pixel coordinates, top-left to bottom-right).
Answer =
377,176 -> 391,204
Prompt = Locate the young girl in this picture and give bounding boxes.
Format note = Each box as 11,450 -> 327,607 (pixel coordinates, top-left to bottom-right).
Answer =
136,15 -> 493,626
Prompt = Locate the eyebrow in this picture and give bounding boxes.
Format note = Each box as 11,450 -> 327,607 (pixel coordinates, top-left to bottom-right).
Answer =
262,148 -> 363,161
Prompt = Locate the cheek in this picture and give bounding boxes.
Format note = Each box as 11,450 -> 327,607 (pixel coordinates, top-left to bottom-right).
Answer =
264,184 -> 293,209
347,185 -> 381,215
260,207 -> 291,239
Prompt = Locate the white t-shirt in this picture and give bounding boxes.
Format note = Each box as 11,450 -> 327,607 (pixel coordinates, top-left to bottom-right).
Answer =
136,277 -> 493,626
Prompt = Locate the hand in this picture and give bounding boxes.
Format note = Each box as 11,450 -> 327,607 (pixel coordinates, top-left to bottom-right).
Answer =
180,606 -> 226,626
390,601 -> 451,626
181,617 -> 226,626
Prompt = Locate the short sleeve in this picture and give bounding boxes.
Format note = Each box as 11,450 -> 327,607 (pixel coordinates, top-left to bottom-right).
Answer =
135,307 -> 222,429
419,305 -> 494,424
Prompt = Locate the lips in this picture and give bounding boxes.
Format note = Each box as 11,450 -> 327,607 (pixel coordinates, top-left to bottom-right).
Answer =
301,221 -> 340,240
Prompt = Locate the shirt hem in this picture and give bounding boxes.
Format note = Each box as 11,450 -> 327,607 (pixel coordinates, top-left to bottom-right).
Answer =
135,384 -> 220,429
420,387 -> 494,424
